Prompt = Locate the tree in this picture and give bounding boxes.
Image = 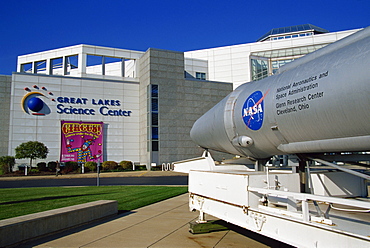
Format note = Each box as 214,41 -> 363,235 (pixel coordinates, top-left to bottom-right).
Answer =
15,141 -> 49,168
0,156 -> 15,174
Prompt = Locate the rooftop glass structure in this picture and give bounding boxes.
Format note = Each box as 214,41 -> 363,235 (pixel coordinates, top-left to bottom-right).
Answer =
251,25 -> 332,81
257,24 -> 329,42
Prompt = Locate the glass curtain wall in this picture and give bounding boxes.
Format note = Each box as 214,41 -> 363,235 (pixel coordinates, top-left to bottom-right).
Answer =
251,57 -> 269,81
250,44 -> 327,81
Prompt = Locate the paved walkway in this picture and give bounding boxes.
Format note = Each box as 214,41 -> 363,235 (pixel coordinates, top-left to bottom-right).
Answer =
16,193 -> 281,248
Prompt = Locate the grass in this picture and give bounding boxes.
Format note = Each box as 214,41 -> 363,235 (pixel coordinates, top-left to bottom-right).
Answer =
0,186 -> 188,220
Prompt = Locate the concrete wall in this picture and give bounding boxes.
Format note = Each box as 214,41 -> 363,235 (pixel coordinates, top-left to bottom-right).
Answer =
184,57 -> 208,79
0,200 -> 117,247
0,75 -> 11,156
137,49 -> 151,166
159,77 -> 233,163
138,49 -> 233,166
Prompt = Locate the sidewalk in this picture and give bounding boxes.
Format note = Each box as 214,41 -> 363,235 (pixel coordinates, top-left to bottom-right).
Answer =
16,194 -> 273,248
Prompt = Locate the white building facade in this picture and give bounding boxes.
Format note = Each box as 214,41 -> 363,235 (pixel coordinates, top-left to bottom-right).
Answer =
185,24 -> 360,88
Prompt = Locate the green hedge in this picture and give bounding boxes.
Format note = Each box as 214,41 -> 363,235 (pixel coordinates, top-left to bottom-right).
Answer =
64,161 -> 79,173
48,161 -> 57,171
37,162 -> 47,172
119,161 -> 133,170
84,161 -> 97,172
102,161 -> 118,171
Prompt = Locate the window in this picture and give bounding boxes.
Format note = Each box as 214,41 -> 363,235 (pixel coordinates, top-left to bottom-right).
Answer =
152,141 -> 159,151
152,127 -> 159,139
65,55 -> 78,75
152,113 -> 158,125
251,58 -> 269,81
271,59 -> 293,74
147,85 -> 159,152
66,55 -> 78,69
151,98 -> 158,111
51,57 -> 63,75
151,85 -> 158,97
104,56 -> 122,76
85,54 -> 136,77
250,44 -> 328,81
21,63 -> 33,73
86,55 -> 103,75
196,72 -> 206,80
265,31 -> 315,41
35,60 -> 47,74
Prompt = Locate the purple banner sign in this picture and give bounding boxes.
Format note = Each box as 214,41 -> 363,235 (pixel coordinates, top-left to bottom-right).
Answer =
60,121 -> 103,163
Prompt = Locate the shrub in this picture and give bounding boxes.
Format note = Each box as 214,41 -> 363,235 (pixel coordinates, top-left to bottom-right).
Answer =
18,165 -> 27,171
102,161 -> 118,171
119,161 -> 133,171
84,162 -> 97,172
48,161 -> 57,171
29,168 -> 39,174
135,165 -> 147,171
0,156 -> 15,173
37,162 -> 47,172
64,161 -> 79,173
0,164 -> 5,175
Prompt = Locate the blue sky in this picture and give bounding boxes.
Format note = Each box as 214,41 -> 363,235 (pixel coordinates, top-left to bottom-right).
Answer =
0,0 -> 369,75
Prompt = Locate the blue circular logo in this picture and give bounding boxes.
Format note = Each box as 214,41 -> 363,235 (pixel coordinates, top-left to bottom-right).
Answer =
27,97 -> 44,112
21,86 -> 54,116
242,91 -> 265,130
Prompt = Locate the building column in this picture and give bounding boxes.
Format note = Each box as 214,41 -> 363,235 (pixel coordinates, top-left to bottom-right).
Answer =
46,58 -> 51,75
63,56 -> 68,75
78,53 -> 87,76
32,61 -> 36,74
121,58 -> 125,77
102,56 -> 105,75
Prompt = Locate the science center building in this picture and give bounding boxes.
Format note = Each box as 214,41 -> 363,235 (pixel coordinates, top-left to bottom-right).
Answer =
0,24 -> 361,168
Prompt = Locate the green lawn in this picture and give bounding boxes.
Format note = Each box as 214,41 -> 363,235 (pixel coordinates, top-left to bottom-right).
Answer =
0,186 -> 188,220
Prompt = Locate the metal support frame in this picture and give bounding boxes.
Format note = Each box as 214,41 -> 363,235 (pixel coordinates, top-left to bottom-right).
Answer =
197,211 -> 207,223
307,157 -> 370,180
249,186 -> 370,223
255,159 -> 267,171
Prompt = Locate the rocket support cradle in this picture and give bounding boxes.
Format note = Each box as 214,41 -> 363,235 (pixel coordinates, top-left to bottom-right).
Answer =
176,27 -> 370,248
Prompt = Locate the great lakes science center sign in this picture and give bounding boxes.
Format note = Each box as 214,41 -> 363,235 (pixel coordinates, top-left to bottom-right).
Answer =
56,97 -> 132,117
21,85 -> 133,117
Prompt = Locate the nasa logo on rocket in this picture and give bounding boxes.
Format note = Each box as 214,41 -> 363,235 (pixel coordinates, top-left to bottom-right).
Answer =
242,90 -> 268,131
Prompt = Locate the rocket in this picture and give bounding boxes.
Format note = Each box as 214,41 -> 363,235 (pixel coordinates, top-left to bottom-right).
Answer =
190,26 -> 370,160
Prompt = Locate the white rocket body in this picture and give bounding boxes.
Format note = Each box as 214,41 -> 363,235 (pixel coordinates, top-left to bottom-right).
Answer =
191,26 -> 370,159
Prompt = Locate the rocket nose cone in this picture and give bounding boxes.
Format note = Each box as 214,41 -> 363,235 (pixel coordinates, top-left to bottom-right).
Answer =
190,88 -> 250,156
190,98 -> 239,155
190,118 -> 204,145
190,106 -> 223,150
190,95 -> 230,149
